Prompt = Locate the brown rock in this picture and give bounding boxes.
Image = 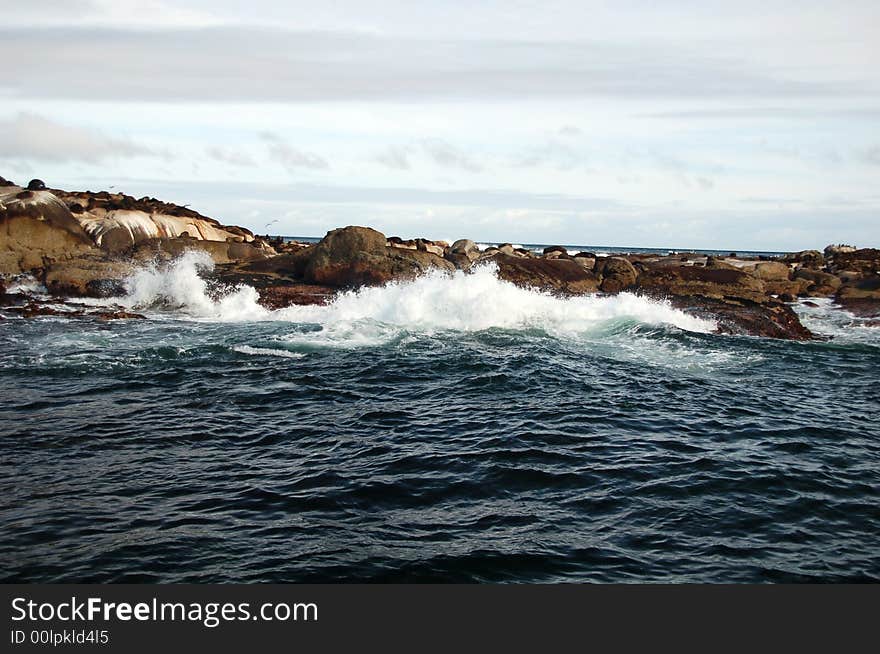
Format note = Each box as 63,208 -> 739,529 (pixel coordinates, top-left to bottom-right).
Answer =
490,253 -> 599,295
596,256 -> 638,293
43,255 -> 133,297
782,249 -> 824,268
752,261 -> 791,281
669,296 -> 813,340
0,188 -> 96,274
450,239 -> 480,260
302,226 -> 454,287
793,268 -> 841,296
827,248 -> 880,275
635,263 -> 766,302
836,274 -> 880,302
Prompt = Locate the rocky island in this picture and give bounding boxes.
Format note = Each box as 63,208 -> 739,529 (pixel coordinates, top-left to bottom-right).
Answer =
2,176 -> 878,338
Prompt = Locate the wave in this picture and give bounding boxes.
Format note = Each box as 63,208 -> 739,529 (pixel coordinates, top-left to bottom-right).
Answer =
119,251 -> 269,320
793,297 -> 879,346
233,345 -> 306,359
116,252 -> 715,337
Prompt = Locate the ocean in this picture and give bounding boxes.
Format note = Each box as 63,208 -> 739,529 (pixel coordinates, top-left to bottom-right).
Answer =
1,251 -> 878,582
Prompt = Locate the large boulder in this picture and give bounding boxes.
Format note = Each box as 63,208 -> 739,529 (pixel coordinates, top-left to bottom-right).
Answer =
782,249 -> 824,268
596,256 -> 638,293
836,274 -> 880,301
450,239 -> 480,261
669,295 -> 813,340
43,255 -> 133,297
793,268 -> 841,296
76,208 -> 258,253
489,253 -> 599,295
824,244 -> 857,257
826,248 -> 880,275
132,237 -> 272,265
302,226 -> 454,287
1,188 -> 96,274
634,263 -> 766,302
763,278 -> 811,297
752,261 -> 791,282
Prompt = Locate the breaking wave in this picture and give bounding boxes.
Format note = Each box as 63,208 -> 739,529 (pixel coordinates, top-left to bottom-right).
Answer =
116,252 -> 716,338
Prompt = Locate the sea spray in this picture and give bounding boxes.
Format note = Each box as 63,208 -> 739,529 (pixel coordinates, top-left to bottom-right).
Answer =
120,250 -> 268,320
117,254 -> 716,337
273,264 -> 717,336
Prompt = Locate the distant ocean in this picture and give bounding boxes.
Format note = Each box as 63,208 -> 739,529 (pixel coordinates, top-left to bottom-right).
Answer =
1,249 -> 877,582
284,236 -> 788,259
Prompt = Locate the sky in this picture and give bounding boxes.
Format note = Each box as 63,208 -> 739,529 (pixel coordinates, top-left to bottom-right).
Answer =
1,0 -> 878,250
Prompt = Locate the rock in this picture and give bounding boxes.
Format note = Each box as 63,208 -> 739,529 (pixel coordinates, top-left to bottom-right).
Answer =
837,270 -> 863,284
704,256 -> 740,271
0,188 -> 97,274
450,239 -> 480,260
27,179 -> 47,191
669,296 -> 813,340
43,255 -> 133,297
256,284 -> 337,309
635,263 -> 766,302
302,226 -> 454,287
572,256 -> 596,270
836,274 -> 880,301
595,257 -> 638,293
782,249 -> 824,268
77,208 -> 258,253
9,302 -> 145,320
752,261 -> 791,281
497,243 -> 516,255
826,248 -> 880,275
416,238 -> 445,257
543,245 -> 567,256
489,253 -> 599,295
132,237 -> 271,265
444,251 -> 475,270
0,176 -> 16,187
824,244 -> 857,257
793,268 -> 841,296
763,278 -> 810,297
835,296 -> 880,318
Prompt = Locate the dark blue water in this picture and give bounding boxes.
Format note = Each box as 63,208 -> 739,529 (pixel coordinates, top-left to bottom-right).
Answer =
1,261 -> 878,583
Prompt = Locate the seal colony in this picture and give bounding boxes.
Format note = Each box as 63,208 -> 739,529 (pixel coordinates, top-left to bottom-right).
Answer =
1,176 -> 878,337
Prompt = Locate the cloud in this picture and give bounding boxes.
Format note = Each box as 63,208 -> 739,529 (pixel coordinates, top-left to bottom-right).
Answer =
373,145 -> 413,170
260,132 -> 329,171
558,125 -> 582,136
860,145 -> 880,166
206,146 -> 256,167
513,141 -> 581,171
420,139 -> 482,172
0,112 -> 158,163
0,27 -> 863,103
4,0 -> 221,28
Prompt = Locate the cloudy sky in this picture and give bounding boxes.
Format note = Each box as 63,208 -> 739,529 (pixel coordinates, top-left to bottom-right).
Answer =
2,0 -> 878,250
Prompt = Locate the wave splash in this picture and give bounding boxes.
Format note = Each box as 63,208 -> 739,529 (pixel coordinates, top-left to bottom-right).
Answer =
117,252 -> 715,337
120,251 -> 269,320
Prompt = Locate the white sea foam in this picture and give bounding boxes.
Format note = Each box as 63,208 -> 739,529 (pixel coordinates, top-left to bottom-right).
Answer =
793,297 -> 879,345
4,275 -> 47,295
115,255 -> 716,345
233,345 -> 305,359
273,264 -> 716,335
119,250 -> 269,320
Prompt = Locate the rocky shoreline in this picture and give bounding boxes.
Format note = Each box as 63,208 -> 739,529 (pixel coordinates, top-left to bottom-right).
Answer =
2,177 -> 878,338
